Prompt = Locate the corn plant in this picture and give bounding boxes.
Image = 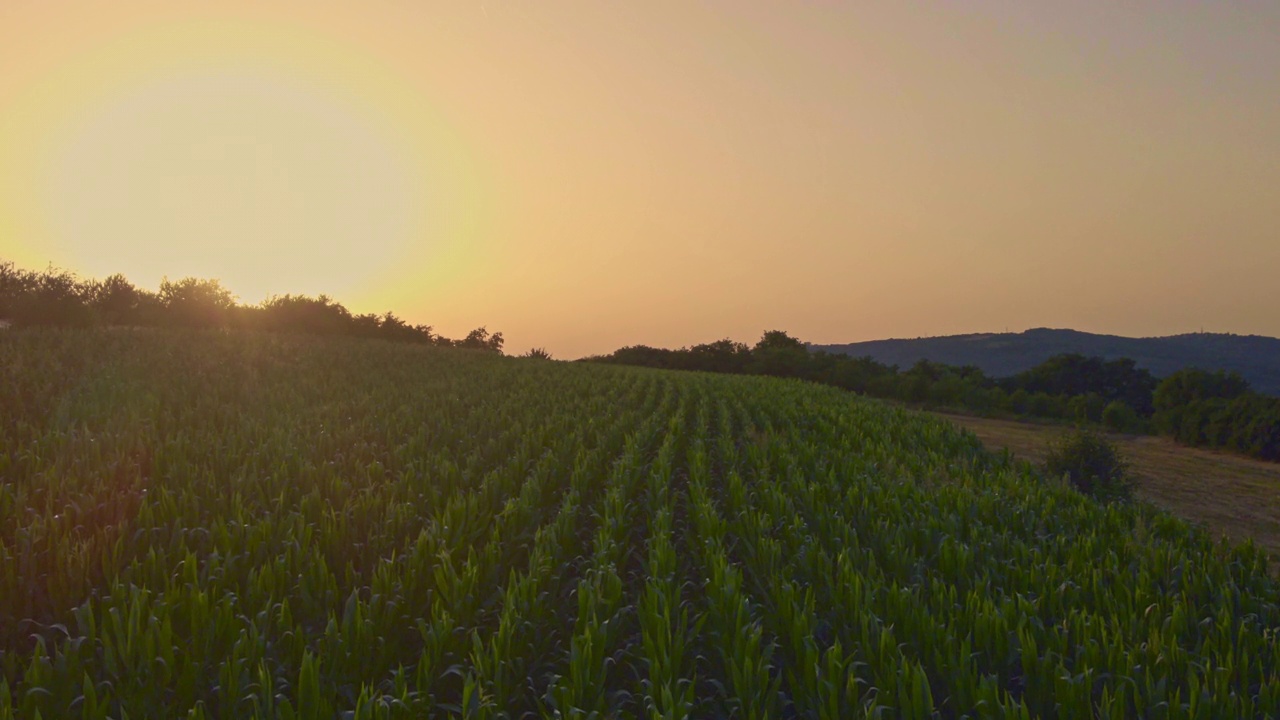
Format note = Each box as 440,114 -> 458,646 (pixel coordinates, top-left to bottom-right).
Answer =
0,329 -> 1277,718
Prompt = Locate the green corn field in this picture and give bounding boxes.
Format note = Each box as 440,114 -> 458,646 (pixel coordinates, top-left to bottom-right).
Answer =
1,328 -> 1278,719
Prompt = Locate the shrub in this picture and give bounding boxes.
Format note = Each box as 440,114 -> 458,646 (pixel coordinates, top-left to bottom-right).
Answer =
158,277 -> 236,328
1044,429 -> 1133,503
1026,392 -> 1060,418
258,294 -> 353,334
1102,401 -> 1144,434
458,326 -> 505,353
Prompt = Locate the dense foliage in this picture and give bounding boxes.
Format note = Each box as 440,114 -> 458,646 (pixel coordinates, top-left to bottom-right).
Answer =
0,261 -> 504,352
1153,369 -> 1280,461
588,337 -> 1158,424
813,328 -> 1280,398
1007,355 -> 1156,416
7,259 -> 1275,460
1042,431 -> 1134,504
2,329 -> 1279,718
590,333 -> 1280,462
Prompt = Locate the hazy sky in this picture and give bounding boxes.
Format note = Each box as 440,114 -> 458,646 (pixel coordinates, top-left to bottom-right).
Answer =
2,1 -> 1277,356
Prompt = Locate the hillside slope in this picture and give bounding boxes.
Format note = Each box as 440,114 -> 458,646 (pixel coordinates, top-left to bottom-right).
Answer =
3,329 -> 1279,715
932,411 -> 1280,560
814,328 -> 1280,395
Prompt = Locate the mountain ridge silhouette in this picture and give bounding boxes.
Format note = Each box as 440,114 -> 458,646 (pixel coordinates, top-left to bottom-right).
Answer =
813,328 -> 1280,396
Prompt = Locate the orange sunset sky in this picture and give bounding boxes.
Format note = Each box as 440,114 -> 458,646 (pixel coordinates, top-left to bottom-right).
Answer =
1,1 -> 1277,356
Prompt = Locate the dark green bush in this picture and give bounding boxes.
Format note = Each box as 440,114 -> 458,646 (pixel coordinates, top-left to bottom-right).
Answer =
1102,401 -> 1144,434
1044,430 -> 1133,503
0,261 -> 503,350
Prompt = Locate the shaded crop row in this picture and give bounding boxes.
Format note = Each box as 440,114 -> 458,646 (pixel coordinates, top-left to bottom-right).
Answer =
1,329 -> 1277,718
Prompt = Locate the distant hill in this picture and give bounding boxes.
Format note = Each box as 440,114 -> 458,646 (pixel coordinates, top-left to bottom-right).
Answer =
813,328 -> 1280,396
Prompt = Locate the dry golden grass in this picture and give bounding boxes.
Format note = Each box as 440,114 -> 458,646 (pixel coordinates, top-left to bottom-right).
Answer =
933,412 -> 1280,560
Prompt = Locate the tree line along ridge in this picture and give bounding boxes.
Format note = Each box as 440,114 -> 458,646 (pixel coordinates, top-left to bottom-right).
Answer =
3,260 -> 1276,461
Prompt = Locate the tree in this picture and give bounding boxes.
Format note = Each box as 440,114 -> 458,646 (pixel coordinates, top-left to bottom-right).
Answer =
1026,392 -> 1062,418
1043,430 -> 1133,503
459,326 -> 504,353
0,260 -> 36,319
351,313 -> 382,337
1067,392 -> 1105,424
810,353 -> 894,394
1102,401 -> 1143,434
259,294 -> 353,334
688,339 -> 751,373
377,312 -> 434,343
9,264 -> 95,326
901,360 -> 944,404
750,330 -> 810,378
753,330 -> 806,353
1007,354 -> 1156,414
91,274 -> 143,325
158,277 -> 236,328
1153,368 -> 1251,409
1152,368 -> 1251,435
0,260 -> 513,357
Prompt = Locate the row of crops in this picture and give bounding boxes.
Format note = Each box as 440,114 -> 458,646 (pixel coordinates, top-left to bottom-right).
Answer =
1,329 -> 1278,718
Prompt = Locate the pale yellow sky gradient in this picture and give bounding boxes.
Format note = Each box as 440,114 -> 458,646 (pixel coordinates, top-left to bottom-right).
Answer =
2,1 -> 1277,356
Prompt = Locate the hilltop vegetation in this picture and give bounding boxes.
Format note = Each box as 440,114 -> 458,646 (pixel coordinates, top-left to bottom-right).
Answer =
2,329 -> 1278,717
813,328 -> 1280,397
590,333 -> 1280,462
7,257 -> 1274,463
0,261 -> 505,352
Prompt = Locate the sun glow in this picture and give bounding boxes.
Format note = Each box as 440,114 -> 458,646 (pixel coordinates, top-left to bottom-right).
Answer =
0,8 -> 486,309
3,2 -> 1278,354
